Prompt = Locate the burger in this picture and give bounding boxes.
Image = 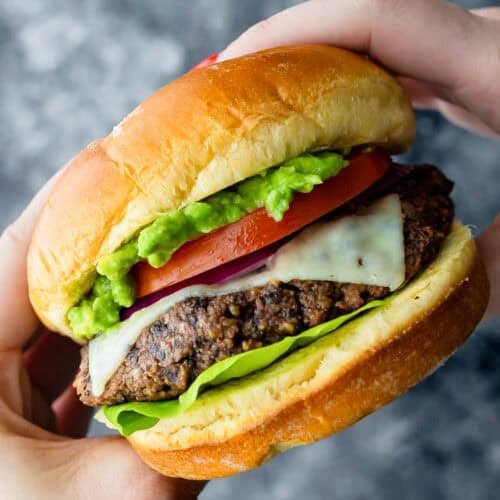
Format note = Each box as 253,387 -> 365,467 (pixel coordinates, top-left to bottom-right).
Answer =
27,45 -> 489,479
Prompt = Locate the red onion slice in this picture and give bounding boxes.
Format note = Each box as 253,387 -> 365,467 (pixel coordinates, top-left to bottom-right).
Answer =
122,242 -> 280,319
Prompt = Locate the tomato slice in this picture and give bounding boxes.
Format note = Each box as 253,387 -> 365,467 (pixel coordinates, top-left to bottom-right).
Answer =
135,150 -> 390,297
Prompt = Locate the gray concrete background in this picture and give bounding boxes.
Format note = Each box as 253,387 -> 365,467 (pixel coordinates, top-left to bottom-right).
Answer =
1,1 -> 499,499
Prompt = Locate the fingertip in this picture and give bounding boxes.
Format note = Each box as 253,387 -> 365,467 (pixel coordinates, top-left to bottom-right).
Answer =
24,330 -> 81,403
52,385 -> 93,438
188,53 -> 219,72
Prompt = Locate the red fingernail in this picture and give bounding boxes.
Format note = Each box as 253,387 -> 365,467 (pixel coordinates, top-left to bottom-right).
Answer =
189,53 -> 219,73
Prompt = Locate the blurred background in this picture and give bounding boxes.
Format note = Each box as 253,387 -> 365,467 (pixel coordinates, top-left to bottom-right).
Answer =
1,1 -> 499,498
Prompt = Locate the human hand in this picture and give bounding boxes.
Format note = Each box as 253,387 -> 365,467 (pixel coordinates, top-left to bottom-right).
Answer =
219,0 -> 500,319
0,175 -> 205,499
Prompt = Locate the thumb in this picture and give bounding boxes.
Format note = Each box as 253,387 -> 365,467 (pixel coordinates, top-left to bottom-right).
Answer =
1,434 -> 205,500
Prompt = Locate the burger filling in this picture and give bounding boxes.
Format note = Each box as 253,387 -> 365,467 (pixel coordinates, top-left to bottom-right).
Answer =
68,150 -> 349,339
75,164 -> 453,407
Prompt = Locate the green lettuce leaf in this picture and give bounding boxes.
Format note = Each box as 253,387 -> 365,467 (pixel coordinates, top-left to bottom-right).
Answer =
103,299 -> 383,436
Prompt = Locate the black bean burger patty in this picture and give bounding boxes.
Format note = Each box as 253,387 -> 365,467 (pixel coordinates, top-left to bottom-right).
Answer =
75,165 -> 454,406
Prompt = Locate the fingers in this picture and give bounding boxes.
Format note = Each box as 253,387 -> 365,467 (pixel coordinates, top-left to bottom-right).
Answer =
23,330 -> 90,437
221,0 -> 477,83
477,215 -> 500,321
0,351 -> 31,418
220,0 -> 500,133
224,0 -> 490,85
28,383 -> 57,433
66,437 -> 206,500
189,53 -> 219,72
400,77 -> 499,138
0,170 -> 64,351
23,329 -> 81,403
1,434 -> 206,500
0,338 -> 81,436
424,99 -> 499,139
52,385 -> 93,438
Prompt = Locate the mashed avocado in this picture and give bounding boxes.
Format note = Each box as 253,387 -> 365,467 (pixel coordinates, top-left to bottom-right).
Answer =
68,151 -> 348,340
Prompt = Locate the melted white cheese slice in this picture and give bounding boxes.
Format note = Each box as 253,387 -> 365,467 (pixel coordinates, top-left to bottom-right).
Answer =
89,194 -> 405,397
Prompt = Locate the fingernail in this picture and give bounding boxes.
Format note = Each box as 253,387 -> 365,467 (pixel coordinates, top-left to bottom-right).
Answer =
188,53 -> 219,73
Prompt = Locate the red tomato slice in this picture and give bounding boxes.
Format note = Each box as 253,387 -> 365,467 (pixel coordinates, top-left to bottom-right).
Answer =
135,150 -> 390,297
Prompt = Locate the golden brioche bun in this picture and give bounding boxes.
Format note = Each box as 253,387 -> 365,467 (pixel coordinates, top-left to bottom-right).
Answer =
27,45 -> 415,339
95,221 -> 487,479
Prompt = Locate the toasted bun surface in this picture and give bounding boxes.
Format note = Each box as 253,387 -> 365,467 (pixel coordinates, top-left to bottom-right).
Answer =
27,45 -> 415,338
105,221 -> 488,479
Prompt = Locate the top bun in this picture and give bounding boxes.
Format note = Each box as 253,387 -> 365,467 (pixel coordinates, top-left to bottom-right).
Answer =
27,45 -> 416,339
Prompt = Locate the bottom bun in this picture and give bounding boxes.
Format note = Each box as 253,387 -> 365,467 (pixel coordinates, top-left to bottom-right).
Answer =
121,221 -> 488,479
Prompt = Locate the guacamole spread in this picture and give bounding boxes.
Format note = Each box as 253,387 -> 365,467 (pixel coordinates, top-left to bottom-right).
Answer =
68,151 -> 348,339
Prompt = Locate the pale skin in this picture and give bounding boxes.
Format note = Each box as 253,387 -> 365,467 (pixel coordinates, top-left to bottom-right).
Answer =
0,1 -> 498,498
